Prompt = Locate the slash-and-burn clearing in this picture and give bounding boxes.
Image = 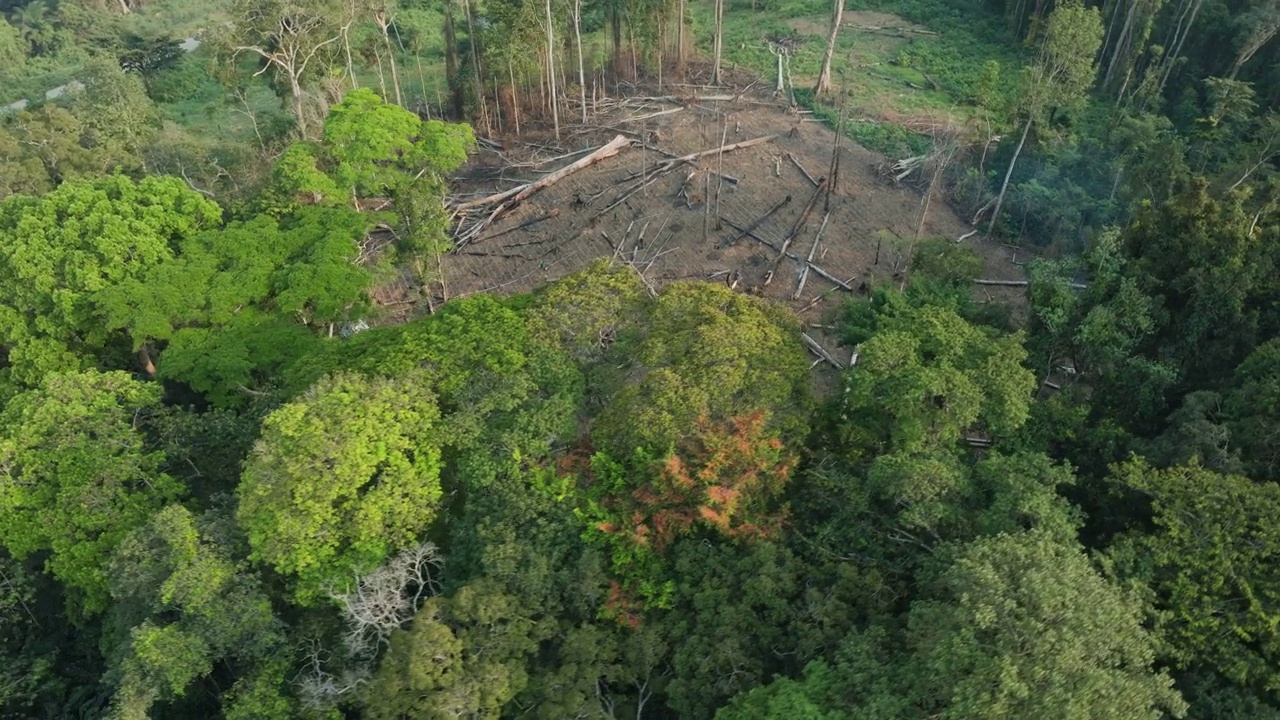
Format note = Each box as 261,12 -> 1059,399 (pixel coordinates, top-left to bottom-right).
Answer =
420,75 -> 1026,365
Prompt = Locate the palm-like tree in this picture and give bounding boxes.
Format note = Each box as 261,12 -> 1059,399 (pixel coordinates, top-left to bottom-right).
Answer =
8,0 -> 57,56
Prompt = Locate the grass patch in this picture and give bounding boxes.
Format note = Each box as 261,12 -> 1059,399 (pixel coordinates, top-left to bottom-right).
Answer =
693,0 -> 1027,157
117,0 -> 231,40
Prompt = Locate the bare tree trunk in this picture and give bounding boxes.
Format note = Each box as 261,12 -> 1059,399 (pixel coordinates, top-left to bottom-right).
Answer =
290,75 -> 308,138
987,117 -> 1032,238
611,3 -> 623,80
376,13 -> 404,105
1102,0 -> 1138,87
712,0 -> 724,84
444,0 -> 463,118
1158,0 -> 1203,92
374,45 -> 389,99
1229,11 -> 1280,80
574,0 -> 587,123
341,21 -> 359,88
462,0 -> 490,133
546,0 -> 561,140
509,57 -> 521,135
815,0 -> 843,96
676,0 -> 686,77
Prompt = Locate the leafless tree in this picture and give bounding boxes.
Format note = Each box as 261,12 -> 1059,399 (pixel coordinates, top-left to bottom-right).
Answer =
329,542 -> 444,658
815,0 -> 844,96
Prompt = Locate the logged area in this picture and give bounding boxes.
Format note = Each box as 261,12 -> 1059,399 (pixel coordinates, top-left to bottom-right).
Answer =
436,75 -> 1024,321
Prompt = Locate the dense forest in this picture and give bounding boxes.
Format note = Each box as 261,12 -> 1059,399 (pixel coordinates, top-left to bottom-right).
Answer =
1,0 -> 1279,717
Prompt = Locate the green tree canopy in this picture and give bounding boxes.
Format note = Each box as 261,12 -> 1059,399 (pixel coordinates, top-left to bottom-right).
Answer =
0,370 -> 182,614
1226,338 -> 1280,480
0,175 -> 222,391
838,298 -> 1035,455
237,371 -> 444,601
104,504 -> 291,720
592,281 -> 810,456
723,531 -> 1186,720
1108,459 -> 1280,691
362,579 -> 538,719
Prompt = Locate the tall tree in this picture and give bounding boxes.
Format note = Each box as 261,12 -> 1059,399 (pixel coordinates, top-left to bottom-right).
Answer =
225,0 -> 342,138
237,371 -> 445,602
361,579 -> 538,719
988,0 -> 1103,238
711,0 -> 724,84
814,0 -> 843,97
1229,0 -> 1280,80
0,175 -> 222,391
723,531 -> 1187,719
0,370 -> 182,615
1108,459 -> 1280,693
104,505 -> 292,720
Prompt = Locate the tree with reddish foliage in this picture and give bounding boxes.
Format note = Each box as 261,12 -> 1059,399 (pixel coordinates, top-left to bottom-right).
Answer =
581,411 -> 795,616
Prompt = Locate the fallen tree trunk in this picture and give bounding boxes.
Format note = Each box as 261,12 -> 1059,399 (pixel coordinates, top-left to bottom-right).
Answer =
726,195 -> 791,246
596,135 -> 776,218
802,332 -> 844,369
766,178 -> 827,285
722,216 -> 854,291
453,134 -> 633,212
666,134 -> 775,169
974,278 -> 1088,289
793,212 -> 830,300
787,152 -> 819,186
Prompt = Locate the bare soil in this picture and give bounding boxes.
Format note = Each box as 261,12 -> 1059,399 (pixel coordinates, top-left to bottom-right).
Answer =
389,67 -> 1027,369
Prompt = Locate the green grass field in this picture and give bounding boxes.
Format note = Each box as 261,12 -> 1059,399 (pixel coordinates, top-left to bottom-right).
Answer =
692,0 -> 1027,156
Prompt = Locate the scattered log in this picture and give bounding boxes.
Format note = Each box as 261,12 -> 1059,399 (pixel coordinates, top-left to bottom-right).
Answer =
458,250 -> 532,259
724,195 -> 791,247
662,134 -> 776,172
786,152 -> 819,186
765,178 -> 828,286
722,216 -> 855,291
453,134 -> 633,213
793,212 -> 830,300
799,286 -> 842,313
851,24 -> 940,36
955,229 -> 978,243
801,332 -> 844,369
611,107 -> 683,124
480,208 -> 560,242
596,135 -> 776,218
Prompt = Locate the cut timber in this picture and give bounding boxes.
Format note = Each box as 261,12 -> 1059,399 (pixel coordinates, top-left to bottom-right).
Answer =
453,134 -> 633,212
666,135 -> 776,170
611,107 -> 684,124
974,279 -> 1029,286
787,152 -> 819,186
480,208 -> 560,241
851,24 -> 939,36
596,135 -> 776,218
